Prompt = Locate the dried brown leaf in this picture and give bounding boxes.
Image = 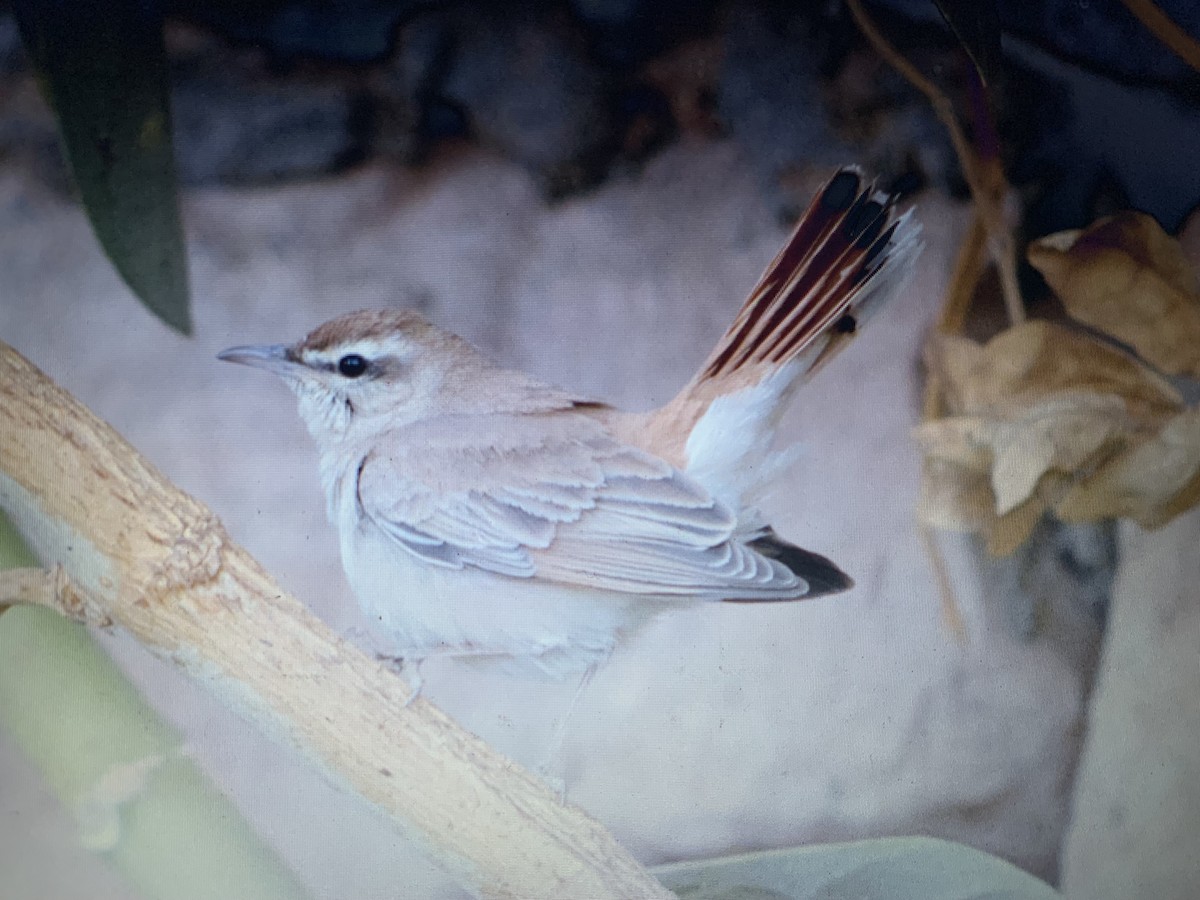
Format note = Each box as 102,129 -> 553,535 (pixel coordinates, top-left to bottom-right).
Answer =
988,393 -> 1132,514
926,320 -> 1183,418
915,417 -> 993,470
919,316 -> 1199,554
916,453 -> 993,531
986,491 -> 1048,557
1029,212 -> 1200,376
1056,409 -> 1200,528
917,394 -> 1136,516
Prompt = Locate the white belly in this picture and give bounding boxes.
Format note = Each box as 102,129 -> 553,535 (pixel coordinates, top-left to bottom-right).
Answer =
341,518 -> 672,677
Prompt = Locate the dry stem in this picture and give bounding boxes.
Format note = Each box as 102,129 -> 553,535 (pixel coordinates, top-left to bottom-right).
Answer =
846,0 -> 1029,636
1120,0 -> 1200,73
915,211 -> 988,642
846,0 -> 1025,328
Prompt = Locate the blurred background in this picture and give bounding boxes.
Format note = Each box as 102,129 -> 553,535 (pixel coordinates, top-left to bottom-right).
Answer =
1,1 -> 1198,898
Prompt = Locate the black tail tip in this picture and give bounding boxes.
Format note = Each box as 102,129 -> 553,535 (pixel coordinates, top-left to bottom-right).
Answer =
740,532 -> 855,600
821,169 -> 862,213
847,199 -> 888,247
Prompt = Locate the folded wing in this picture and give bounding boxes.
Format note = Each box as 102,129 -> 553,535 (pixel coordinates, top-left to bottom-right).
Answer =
355,412 -> 812,600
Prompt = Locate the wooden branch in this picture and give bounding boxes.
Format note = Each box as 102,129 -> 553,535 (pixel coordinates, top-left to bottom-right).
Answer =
0,564 -> 109,621
0,566 -> 57,609
0,341 -> 674,900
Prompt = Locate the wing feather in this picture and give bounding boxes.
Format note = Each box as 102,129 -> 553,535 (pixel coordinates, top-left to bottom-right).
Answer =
356,412 -> 808,599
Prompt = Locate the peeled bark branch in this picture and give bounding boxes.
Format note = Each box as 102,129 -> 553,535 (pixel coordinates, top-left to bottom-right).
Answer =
0,566 -> 58,609
0,341 -> 673,900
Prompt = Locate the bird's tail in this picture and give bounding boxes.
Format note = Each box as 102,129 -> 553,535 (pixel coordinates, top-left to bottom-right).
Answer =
650,168 -> 921,507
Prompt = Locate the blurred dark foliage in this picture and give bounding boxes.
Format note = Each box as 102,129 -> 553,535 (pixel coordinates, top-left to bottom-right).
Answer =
2,0 -> 1197,224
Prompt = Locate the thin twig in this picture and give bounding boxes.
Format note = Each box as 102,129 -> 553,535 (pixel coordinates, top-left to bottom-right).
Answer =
919,202 -> 979,635
1120,0 -> 1200,73
846,0 -> 1025,326
922,209 -> 989,421
919,524 -> 968,643
845,1 -> 1007,640
849,0 -> 1032,635
846,0 -> 978,189
914,211 -> 988,642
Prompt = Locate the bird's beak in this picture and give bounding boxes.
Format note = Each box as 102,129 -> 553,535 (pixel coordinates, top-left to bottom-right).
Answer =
216,344 -> 299,377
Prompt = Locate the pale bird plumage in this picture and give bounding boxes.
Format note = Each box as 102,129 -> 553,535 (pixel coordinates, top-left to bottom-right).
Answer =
220,168 -> 921,677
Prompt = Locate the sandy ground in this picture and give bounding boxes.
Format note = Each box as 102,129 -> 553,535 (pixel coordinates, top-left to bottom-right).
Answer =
1,140 -> 1094,898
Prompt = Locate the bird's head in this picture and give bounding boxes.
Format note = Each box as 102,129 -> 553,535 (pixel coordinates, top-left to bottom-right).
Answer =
219,308 -> 480,447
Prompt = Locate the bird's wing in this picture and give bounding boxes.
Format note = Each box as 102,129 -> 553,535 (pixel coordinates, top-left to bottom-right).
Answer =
356,412 -> 807,599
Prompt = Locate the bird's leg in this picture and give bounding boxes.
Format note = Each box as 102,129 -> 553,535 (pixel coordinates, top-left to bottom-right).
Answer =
537,649 -> 610,803
376,644 -> 527,707
339,626 -> 428,708
372,653 -> 426,707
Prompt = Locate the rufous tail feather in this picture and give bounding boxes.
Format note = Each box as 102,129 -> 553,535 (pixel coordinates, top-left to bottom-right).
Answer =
697,167 -> 919,391
634,168 -> 920,476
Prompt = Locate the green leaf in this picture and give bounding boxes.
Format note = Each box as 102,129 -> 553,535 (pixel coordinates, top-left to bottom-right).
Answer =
1,509 -> 312,899
14,0 -> 192,334
653,836 -> 1061,900
0,507 -> 38,570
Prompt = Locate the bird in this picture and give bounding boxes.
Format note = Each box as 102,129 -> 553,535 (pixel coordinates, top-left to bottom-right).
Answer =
219,168 -> 920,684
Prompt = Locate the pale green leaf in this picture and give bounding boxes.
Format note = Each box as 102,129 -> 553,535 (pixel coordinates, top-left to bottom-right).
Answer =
655,836 -> 1060,900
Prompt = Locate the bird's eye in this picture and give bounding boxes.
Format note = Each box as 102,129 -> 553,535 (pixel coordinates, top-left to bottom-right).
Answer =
337,354 -> 368,378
